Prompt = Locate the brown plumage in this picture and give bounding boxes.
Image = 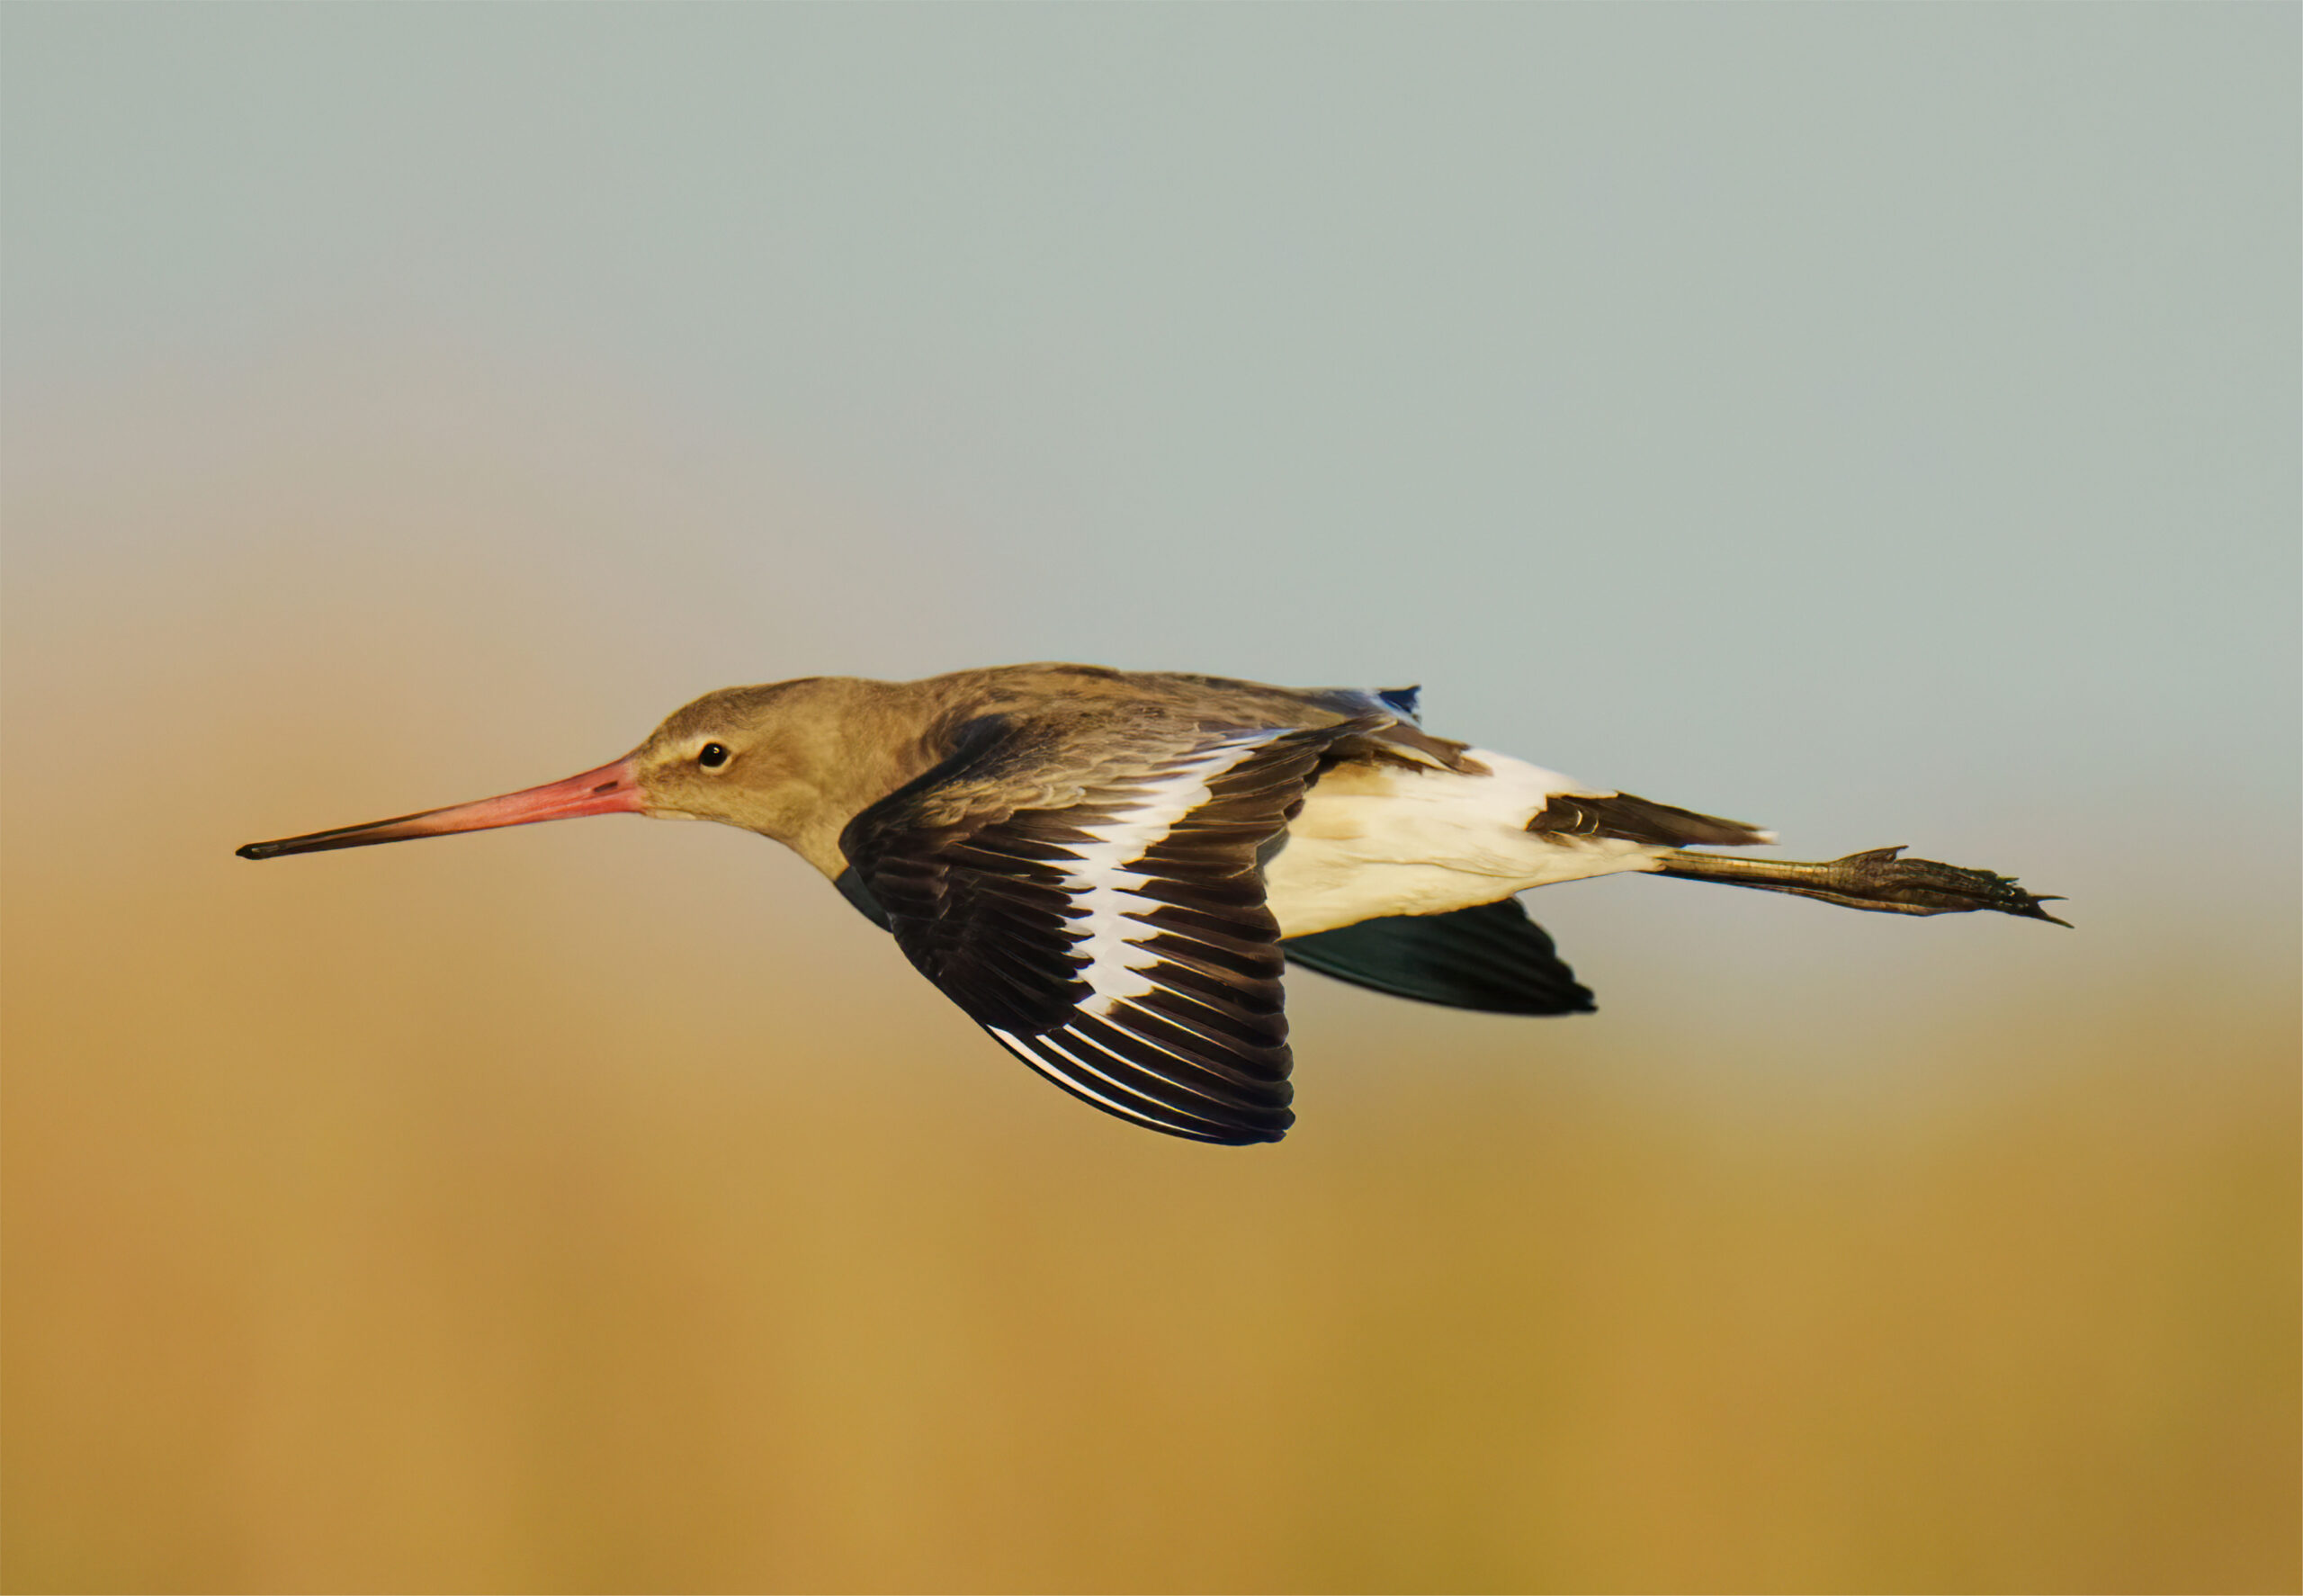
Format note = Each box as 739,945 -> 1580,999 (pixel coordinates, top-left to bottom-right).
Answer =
238,663 -> 2066,1144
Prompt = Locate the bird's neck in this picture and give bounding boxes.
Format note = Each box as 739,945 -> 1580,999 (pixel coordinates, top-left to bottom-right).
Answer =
764,677 -> 969,879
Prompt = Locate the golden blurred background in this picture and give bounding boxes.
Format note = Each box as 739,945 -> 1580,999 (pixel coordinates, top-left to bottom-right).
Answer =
5,6 -> 2297,1592
5,359 -> 2296,1593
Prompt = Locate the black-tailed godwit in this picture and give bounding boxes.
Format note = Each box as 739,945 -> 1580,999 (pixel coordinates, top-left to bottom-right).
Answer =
239,664 -> 2065,1143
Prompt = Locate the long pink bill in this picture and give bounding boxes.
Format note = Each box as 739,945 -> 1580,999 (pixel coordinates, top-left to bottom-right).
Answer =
237,757 -> 644,860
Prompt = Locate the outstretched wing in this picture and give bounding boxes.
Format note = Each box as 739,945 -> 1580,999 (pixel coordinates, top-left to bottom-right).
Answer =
840,714 -> 1378,1144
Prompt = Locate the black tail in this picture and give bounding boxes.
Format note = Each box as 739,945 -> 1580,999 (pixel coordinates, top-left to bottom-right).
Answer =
1530,791 -> 1773,848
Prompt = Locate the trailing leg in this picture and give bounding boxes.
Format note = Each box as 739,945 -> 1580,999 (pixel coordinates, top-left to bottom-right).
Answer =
1651,846 -> 2068,924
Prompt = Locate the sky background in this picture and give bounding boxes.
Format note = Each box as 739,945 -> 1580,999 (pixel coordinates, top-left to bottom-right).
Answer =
4,5 -> 2296,1592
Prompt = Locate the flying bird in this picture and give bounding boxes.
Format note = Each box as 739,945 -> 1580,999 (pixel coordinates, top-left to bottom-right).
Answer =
238,664 -> 2065,1144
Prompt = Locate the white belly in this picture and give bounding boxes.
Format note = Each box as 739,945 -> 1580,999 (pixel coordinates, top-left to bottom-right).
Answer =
1261,749 -> 1664,937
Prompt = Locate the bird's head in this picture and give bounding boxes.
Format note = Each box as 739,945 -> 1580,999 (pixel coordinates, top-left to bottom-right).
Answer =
236,677 -> 910,876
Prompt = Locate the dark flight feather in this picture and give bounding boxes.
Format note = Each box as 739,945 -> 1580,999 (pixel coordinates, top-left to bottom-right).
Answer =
1283,897 -> 1597,1016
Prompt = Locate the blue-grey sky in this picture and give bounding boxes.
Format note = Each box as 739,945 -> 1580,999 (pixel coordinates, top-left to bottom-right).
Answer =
6,3 -> 2296,969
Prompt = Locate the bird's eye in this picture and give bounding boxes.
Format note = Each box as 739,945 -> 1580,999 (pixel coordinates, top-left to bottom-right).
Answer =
697,742 -> 730,768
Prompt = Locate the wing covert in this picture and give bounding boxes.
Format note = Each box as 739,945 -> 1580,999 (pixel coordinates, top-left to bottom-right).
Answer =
841,715 -> 1376,1143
